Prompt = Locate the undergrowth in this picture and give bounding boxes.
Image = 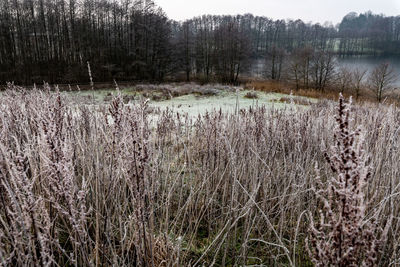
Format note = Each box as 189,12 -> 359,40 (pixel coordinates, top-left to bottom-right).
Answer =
0,84 -> 399,266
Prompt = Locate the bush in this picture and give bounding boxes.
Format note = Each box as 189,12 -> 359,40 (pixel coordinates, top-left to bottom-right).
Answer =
244,91 -> 258,99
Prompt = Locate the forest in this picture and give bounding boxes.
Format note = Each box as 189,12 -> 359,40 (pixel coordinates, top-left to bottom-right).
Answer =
3,1 -> 400,266
1,0 -> 400,84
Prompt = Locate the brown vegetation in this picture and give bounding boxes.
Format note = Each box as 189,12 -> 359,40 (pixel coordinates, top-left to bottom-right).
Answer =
307,96 -> 391,266
0,85 -> 400,266
246,80 -> 354,101
246,77 -> 400,104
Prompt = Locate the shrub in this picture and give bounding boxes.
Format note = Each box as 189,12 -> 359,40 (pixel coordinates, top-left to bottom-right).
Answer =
244,91 -> 258,99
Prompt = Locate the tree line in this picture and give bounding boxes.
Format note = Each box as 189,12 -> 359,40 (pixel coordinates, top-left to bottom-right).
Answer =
0,0 -> 399,84
338,11 -> 400,56
264,46 -> 398,102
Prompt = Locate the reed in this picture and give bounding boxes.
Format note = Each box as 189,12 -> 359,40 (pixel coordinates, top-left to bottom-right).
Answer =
0,85 -> 399,266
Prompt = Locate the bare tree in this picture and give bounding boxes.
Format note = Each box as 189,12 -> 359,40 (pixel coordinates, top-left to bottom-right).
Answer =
336,66 -> 353,93
288,56 -> 301,90
288,47 -> 314,90
351,68 -> 367,99
368,62 -> 398,102
265,45 -> 286,81
311,51 -> 336,91
2,3 -> 400,85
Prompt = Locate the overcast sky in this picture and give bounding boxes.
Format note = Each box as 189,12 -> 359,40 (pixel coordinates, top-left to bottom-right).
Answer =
155,0 -> 400,24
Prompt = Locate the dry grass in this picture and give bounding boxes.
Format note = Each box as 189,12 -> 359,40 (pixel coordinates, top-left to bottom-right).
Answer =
244,91 -> 258,99
0,84 -> 400,266
273,96 -> 313,106
245,80 -> 400,105
307,96 -> 391,266
245,80 -> 353,101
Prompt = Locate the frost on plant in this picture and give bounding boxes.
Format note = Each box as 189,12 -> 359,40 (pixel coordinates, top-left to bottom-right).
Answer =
307,94 -> 390,267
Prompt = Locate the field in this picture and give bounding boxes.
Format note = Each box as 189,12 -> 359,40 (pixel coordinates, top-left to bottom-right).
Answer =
63,83 -> 315,116
0,83 -> 399,266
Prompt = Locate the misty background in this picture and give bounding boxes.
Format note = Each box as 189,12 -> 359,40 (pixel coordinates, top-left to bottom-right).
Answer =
157,0 -> 400,24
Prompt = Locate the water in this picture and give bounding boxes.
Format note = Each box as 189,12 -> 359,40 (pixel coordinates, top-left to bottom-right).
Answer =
250,56 -> 400,86
337,56 -> 400,86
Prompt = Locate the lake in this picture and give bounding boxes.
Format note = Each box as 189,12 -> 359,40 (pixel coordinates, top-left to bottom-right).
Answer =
337,56 -> 400,86
251,56 -> 400,87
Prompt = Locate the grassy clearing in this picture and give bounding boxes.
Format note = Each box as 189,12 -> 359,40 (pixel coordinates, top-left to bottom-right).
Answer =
148,90 -> 315,117
62,84 -> 317,117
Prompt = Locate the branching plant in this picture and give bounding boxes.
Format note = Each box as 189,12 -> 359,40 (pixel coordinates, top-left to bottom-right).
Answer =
0,86 -> 399,266
307,95 -> 391,266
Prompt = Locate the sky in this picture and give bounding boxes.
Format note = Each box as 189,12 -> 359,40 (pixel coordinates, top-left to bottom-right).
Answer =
155,0 -> 400,24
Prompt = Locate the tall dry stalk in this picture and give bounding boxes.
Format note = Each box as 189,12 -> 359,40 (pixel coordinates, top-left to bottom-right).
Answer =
307,95 -> 391,266
0,85 -> 400,266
